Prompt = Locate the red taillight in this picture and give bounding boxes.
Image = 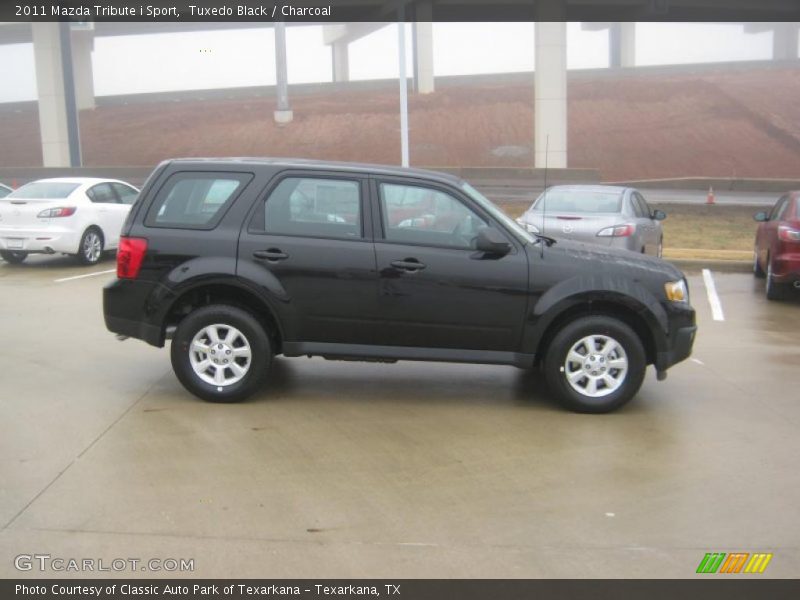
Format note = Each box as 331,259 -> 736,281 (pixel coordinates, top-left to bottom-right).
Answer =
597,223 -> 635,238
778,225 -> 800,242
37,206 -> 76,218
117,237 -> 147,279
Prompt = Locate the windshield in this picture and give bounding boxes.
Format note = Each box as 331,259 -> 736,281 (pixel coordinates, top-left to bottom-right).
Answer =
7,182 -> 80,199
532,190 -> 622,214
461,182 -> 535,245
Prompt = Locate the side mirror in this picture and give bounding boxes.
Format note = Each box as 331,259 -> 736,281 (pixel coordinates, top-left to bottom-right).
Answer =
652,209 -> 667,221
754,211 -> 768,222
475,227 -> 511,256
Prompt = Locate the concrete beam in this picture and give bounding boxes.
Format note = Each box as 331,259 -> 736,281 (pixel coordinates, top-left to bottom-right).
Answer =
743,22 -> 799,60
534,22 -> 567,169
322,23 -> 387,46
70,30 -> 95,110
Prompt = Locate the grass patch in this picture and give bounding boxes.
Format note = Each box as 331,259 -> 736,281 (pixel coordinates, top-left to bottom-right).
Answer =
495,200 -> 759,253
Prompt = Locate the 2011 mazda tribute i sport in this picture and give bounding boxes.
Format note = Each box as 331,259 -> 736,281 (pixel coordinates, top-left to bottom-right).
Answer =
104,158 -> 696,413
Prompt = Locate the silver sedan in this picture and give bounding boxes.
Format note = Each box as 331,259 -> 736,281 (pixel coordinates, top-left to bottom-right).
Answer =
516,185 -> 666,256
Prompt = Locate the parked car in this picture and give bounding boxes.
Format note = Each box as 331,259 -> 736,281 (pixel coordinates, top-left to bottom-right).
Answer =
0,177 -> 139,265
0,183 -> 12,198
104,159 -> 696,413
753,192 -> 800,300
516,185 -> 666,257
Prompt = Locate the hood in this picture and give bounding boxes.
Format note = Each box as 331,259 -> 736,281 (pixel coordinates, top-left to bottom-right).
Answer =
537,237 -> 684,281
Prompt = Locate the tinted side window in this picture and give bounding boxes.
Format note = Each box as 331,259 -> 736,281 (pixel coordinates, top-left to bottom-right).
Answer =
111,182 -> 138,205
257,177 -> 361,240
379,182 -> 487,249
630,193 -> 647,218
87,183 -> 117,204
774,198 -> 790,221
769,197 -> 787,221
145,172 -> 252,229
635,192 -> 652,218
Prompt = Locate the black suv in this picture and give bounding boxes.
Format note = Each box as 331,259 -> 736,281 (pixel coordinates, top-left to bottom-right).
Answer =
104,158 -> 696,413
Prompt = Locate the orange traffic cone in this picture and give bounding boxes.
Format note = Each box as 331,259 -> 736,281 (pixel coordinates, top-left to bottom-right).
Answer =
11,179 -> 17,189
706,186 -> 715,205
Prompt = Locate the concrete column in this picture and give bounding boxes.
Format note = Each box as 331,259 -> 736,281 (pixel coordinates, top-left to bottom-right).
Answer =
412,22 -> 434,94
332,41 -> 349,82
610,22 -> 636,68
620,22 -> 636,67
273,21 -> 293,124
412,1 -> 434,94
70,30 -> 95,110
32,22 -> 71,166
534,22 -> 567,169
773,23 -> 799,60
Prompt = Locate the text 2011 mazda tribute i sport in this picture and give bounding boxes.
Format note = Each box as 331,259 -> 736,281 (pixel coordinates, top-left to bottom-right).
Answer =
104,158 -> 696,413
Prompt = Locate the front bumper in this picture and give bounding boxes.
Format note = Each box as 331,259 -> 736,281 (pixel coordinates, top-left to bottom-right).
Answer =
0,226 -> 80,254
655,324 -> 697,375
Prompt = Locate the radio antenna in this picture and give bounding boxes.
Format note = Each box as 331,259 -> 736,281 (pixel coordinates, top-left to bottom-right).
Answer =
540,134 -> 549,258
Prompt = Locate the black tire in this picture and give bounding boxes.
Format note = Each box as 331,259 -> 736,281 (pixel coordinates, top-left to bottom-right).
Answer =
765,260 -> 787,301
76,227 -> 104,265
0,250 -> 28,264
170,304 -> 272,403
753,247 -> 765,278
543,315 -> 647,413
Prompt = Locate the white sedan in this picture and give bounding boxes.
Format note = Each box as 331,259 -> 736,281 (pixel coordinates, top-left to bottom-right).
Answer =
0,177 -> 139,265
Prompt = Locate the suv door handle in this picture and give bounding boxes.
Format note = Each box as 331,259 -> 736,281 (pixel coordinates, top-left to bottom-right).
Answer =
253,249 -> 289,261
391,259 -> 426,272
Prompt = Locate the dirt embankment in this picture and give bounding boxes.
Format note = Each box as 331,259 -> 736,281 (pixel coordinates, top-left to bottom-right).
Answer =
2,66 -> 800,181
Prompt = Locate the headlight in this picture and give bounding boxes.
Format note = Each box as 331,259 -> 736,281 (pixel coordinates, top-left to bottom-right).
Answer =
664,279 -> 689,303
516,218 -> 539,234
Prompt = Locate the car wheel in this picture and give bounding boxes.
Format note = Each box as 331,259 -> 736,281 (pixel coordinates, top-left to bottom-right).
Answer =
753,246 -> 765,278
543,315 -> 646,413
0,250 -> 28,264
76,227 -> 104,265
170,304 -> 271,403
657,238 -> 664,258
765,259 -> 787,301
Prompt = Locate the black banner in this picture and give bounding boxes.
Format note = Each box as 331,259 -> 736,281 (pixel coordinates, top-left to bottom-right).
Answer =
3,0 -> 800,23
4,580 -> 800,600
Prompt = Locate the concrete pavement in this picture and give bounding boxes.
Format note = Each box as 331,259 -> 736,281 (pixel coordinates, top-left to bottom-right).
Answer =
0,255 -> 798,578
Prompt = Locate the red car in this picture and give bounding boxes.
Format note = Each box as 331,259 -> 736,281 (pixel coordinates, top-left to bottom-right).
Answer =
754,192 -> 800,300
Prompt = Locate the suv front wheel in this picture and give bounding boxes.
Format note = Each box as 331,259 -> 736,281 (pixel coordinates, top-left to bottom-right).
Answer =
171,304 -> 272,403
543,315 -> 646,413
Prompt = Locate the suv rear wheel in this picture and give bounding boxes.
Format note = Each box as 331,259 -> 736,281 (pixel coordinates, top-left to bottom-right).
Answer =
543,315 -> 646,413
170,304 -> 272,403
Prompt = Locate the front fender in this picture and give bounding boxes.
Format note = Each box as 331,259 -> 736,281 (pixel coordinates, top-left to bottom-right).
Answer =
523,273 -> 669,356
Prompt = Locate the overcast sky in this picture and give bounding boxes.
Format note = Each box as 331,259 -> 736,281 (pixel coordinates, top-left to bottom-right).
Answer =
0,22 -> 788,103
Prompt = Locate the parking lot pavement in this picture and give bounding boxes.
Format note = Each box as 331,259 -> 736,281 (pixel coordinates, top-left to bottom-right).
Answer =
1,257 -> 798,579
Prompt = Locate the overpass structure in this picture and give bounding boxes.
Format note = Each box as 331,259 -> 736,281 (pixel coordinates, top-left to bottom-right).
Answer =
0,0 -> 798,170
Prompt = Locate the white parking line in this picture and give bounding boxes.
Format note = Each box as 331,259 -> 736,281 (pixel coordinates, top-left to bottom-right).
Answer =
54,269 -> 116,283
701,269 -> 725,322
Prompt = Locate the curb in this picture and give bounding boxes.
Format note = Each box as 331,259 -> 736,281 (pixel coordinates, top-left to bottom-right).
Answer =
665,259 -> 751,273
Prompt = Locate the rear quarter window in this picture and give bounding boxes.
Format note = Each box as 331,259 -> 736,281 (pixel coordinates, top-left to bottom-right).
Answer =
145,172 -> 253,229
